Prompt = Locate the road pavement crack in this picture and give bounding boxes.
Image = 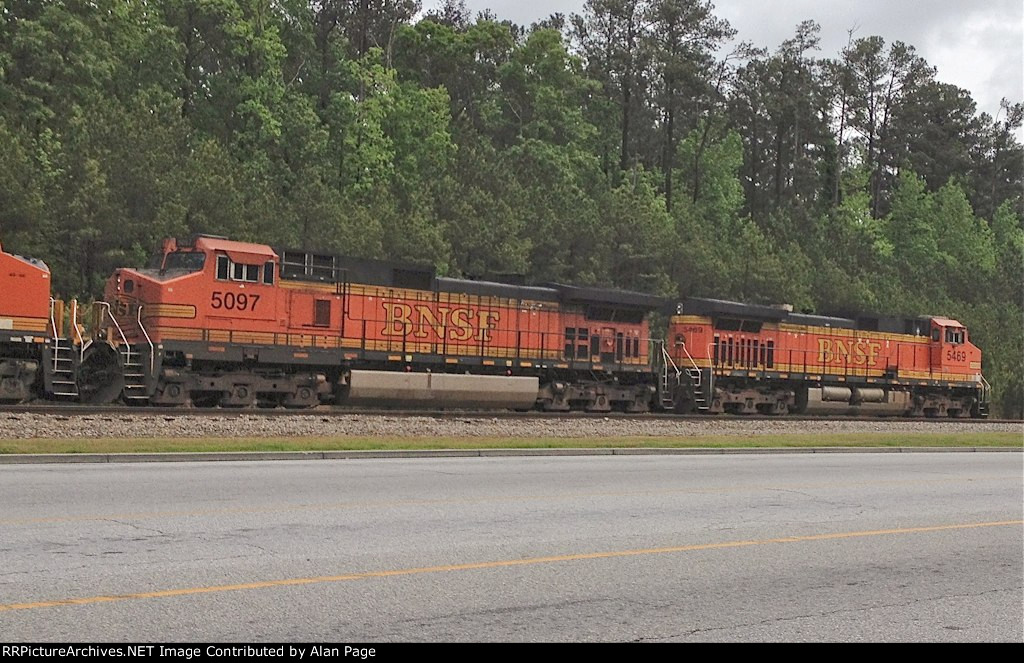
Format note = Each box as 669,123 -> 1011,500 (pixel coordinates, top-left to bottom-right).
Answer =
103,519 -> 166,536
763,487 -> 862,509
632,587 -> 1022,641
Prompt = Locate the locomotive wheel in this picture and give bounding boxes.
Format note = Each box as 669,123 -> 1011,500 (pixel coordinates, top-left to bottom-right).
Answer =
77,344 -> 124,404
671,384 -> 697,414
151,380 -> 189,407
283,385 -> 318,409
220,384 -> 256,408
0,359 -> 37,403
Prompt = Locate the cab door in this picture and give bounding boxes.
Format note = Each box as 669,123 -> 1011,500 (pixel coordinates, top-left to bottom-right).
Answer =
600,327 -> 616,363
929,323 -> 944,373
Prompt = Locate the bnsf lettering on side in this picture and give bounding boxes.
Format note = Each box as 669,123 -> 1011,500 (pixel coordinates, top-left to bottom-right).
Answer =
382,302 -> 499,342
817,338 -> 882,366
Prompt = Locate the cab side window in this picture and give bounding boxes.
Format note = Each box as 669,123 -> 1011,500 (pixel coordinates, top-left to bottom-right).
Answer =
232,263 -> 258,282
215,254 -> 261,283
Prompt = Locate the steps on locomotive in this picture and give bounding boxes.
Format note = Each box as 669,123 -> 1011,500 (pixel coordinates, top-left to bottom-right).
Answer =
46,337 -> 79,398
658,365 -> 675,409
658,359 -> 709,412
687,368 -> 709,411
119,344 -> 150,402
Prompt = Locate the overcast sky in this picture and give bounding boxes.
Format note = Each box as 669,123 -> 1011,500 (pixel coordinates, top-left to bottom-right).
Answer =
423,0 -> 1023,125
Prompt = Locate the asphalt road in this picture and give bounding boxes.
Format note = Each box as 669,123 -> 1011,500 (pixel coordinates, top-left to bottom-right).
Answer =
1,453 -> 1021,642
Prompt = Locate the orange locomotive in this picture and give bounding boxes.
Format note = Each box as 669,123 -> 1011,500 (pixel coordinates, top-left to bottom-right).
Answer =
0,241 -> 52,401
664,298 -> 989,417
98,235 -> 662,410
0,242 -> 89,402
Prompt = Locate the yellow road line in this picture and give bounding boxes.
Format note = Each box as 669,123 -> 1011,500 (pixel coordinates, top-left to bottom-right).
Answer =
1,520 -> 1020,613
1,476 -> 1018,526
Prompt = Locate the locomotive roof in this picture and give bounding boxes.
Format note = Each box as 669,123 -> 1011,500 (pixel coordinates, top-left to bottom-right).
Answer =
275,246 -> 664,312
682,297 -> 942,336
0,243 -> 50,273
681,297 -> 791,321
787,313 -> 857,329
196,236 -> 277,264
549,284 -> 667,311
435,276 -> 560,302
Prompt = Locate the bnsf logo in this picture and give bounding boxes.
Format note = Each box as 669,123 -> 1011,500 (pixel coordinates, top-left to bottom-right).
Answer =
817,338 -> 882,366
114,298 -> 140,318
382,302 -> 499,342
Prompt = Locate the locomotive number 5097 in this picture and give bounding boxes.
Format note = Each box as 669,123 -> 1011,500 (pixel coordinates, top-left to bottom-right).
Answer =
211,291 -> 260,312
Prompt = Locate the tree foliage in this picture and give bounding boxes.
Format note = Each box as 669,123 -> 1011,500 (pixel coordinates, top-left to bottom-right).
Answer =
0,1 -> 1019,414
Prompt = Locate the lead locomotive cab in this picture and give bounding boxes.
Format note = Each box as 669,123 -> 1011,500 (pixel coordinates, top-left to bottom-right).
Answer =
108,235 -> 281,332
928,317 -> 975,372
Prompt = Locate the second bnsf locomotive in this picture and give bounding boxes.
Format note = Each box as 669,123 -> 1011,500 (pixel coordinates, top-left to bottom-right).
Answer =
0,235 -> 991,416
664,299 -> 989,418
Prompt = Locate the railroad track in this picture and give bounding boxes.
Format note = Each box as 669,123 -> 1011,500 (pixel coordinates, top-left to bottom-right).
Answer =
1,404 -> 1019,424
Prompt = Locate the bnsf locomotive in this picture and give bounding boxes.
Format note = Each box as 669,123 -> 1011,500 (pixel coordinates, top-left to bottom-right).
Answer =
0,235 -> 991,417
664,299 -> 989,418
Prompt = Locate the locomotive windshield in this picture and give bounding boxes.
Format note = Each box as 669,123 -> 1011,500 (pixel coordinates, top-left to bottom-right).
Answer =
163,251 -> 206,274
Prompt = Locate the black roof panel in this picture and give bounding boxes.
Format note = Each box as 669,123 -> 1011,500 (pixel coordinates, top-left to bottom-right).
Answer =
549,284 -> 666,311
681,297 -> 790,321
435,277 -> 559,301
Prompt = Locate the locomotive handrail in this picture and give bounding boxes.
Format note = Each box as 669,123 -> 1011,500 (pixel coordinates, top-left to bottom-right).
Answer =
705,343 -> 715,396
979,373 -> 991,404
136,304 -> 154,374
48,298 -> 59,374
48,297 -> 58,340
678,340 -> 704,390
97,301 -> 132,361
71,299 -> 84,362
660,342 -> 682,379
659,341 -> 682,406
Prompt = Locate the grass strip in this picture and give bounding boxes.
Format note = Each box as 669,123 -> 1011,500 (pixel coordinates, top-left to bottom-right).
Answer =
0,432 -> 1019,455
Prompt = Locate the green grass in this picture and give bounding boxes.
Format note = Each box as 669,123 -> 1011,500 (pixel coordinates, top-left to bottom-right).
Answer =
0,432 -> 1019,455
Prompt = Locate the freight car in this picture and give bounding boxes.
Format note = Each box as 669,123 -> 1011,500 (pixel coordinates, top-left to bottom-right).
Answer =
662,298 -> 991,417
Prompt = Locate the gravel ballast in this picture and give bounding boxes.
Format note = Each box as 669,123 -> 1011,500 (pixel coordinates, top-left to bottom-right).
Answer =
0,413 -> 1020,439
